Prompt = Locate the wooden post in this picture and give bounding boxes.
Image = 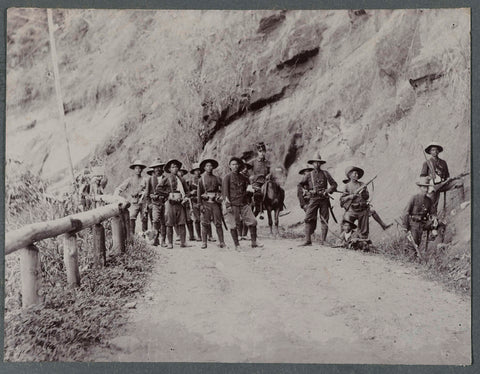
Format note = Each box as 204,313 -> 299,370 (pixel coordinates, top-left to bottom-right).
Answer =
111,215 -> 125,253
63,232 -> 80,287
20,244 -> 41,307
123,209 -> 131,244
93,223 -> 106,267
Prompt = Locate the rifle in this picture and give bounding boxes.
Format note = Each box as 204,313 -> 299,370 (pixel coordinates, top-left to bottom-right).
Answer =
394,219 -> 421,259
432,172 -> 469,192
344,175 -> 377,211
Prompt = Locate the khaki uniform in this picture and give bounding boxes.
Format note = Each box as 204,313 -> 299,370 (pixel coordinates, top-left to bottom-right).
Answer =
155,174 -> 189,227
198,173 -> 224,244
402,193 -> 435,246
340,181 -> 370,238
420,157 -> 464,213
116,175 -> 146,219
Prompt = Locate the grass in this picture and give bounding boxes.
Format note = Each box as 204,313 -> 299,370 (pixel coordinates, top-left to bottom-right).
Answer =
4,167 -> 159,361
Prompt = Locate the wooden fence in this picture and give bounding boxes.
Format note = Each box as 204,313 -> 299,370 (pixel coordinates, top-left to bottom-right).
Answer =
5,195 -> 132,307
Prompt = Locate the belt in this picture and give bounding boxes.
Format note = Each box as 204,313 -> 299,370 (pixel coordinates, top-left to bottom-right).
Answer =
410,215 -> 427,222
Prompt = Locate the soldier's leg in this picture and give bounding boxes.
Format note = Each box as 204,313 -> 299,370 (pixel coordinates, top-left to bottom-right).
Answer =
212,203 -> 225,247
177,205 -> 190,248
129,203 -> 141,236
192,206 -> 202,241
409,222 -> 423,257
159,204 -> 167,247
224,206 -> 240,248
151,204 -> 161,246
165,201 -> 176,248
300,199 -> 319,246
319,200 -> 330,243
357,209 -> 370,239
370,209 -> 392,230
242,205 -> 262,248
141,203 -> 148,233
200,204 -> 212,249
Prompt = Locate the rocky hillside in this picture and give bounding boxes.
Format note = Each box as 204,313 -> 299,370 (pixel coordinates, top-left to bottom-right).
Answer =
6,8 -> 470,239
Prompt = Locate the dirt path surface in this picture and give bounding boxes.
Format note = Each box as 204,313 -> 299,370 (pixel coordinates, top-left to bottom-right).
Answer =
92,237 -> 471,364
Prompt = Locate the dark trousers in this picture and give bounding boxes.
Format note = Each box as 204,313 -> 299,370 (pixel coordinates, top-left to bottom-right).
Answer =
344,208 -> 369,238
165,201 -> 187,227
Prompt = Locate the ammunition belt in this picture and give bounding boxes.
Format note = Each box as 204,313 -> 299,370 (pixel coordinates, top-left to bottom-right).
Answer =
410,215 -> 428,222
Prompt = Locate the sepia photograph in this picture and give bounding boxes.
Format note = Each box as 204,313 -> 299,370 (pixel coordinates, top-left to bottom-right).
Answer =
4,7 -> 471,364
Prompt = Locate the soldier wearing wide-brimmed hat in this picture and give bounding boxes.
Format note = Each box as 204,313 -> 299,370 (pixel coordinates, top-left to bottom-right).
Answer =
187,162 -> 203,242
145,158 -> 167,246
298,152 -> 338,246
336,218 -> 370,251
297,167 -> 314,226
420,142 -> 465,214
340,166 -> 392,237
90,166 -> 108,207
155,159 -> 190,248
223,156 -> 262,249
114,160 -> 148,236
402,176 -> 444,252
198,158 -> 225,249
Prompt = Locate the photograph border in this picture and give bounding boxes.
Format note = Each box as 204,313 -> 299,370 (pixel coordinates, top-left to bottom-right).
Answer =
0,0 -> 477,373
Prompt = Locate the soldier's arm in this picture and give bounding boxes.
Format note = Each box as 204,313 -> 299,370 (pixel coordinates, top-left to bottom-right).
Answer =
443,160 -> 450,179
222,175 -> 231,202
155,176 -> 169,198
420,161 -> 429,177
114,178 -> 130,196
360,183 -> 370,201
325,171 -> 338,192
298,173 -> 309,189
297,185 -> 307,208
402,196 -> 415,229
197,179 -> 204,202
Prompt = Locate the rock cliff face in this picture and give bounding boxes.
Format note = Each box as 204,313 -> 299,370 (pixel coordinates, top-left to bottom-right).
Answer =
7,9 -> 470,238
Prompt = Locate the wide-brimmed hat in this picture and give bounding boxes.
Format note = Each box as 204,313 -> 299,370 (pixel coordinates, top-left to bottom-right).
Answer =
341,219 -> 357,229
129,160 -> 147,170
299,167 -> 313,175
146,168 -> 154,176
189,162 -> 201,174
199,159 -> 219,171
256,142 -> 267,152
345,166 -> 364,180
424,142 -> 444,154
164,159 -> 182,172
416,176 -> 433,187
241,160 -> 253,171
229,157 -> 244,166
179,168 -> 189,176
307,152 -> 326,165
149,158 -> 165,169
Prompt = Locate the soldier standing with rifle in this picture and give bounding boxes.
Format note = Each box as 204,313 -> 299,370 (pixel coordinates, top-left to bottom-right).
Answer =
189,163 -> 204,242
298,152 -> 338,246
145,159 -> 167,247
251,142 -> 271,217
223,157 -> 263,250
114,160 -> 147,236
155,159 -> 191,249
420,142 -> 466,214
198,159 -> 225,249
178,167 -> 198,241
402,176 -> 444,258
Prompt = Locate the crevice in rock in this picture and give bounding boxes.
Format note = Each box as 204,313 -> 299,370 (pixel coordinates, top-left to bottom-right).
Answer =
277,47 -> 320,70
284,133 -> 303,171
249,86 -> 287,111
409,73 -> 443,89
257,11 -> 287,34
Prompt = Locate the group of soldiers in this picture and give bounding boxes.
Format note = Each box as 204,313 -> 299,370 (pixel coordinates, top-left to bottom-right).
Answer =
111,140 -> 466,255
113,142 -> 274,250
294,141 -> 466,255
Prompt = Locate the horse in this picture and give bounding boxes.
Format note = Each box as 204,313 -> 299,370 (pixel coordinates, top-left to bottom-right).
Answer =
261,178 -> 285,236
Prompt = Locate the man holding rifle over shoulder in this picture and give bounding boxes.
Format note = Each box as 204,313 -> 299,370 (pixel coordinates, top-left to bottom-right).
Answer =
297,152 -> 338,246
420,142 -> 466,214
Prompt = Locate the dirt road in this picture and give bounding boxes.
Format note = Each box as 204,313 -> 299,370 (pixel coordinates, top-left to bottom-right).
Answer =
92,237 -> 471,364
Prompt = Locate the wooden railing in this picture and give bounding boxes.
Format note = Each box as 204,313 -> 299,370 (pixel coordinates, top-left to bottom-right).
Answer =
5,195 -> 132,307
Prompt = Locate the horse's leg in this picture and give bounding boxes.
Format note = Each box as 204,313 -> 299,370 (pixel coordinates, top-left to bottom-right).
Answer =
266,207 -> 273,235
274,207 -> 280,236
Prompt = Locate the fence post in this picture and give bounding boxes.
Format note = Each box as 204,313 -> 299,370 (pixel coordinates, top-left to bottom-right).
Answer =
63,232 -> 80,287
20,244 -> 41,307
123,209 -> 131,244
111,214 -> 125,253
93,223 -> 106,267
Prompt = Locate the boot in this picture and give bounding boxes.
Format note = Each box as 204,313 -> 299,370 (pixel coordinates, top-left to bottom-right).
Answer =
321,223 -> 328,244
142,218 -> 148,233
241,223 -> 249,240
152,222 -> 160,246
130,219 -> 136,237
195,221 -> 202,241
160,224 -> 167,247
217,226 -> 225,248
207,224 -> 216,242
201,225 -> 208,249
179,225 -> 191,247
187,221 -> 195,241
230,229 -> 240,250
250,225 -> 263,248
166,226 -> 174,249
299,222 -> 313,246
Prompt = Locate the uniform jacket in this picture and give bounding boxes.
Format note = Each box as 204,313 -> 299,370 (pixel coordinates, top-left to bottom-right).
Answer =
198,173 -> 222,201
340,180 -> 370,209
420,157 -> 450,182
402,193 -> 434,229
145,174 -> 163,204
298,169 -> 338,194
252,158 -> 271,177
115,175 -> 146,203
155,173 -> 189,198
222,171 -> 250,206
